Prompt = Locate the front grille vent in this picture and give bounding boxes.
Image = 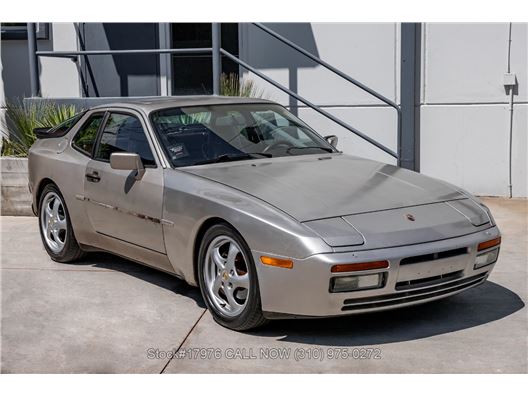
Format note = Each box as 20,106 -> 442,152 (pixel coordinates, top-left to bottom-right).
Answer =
395,270 -> 463,291
341,272 -> 488,311
400,247 -> 468,266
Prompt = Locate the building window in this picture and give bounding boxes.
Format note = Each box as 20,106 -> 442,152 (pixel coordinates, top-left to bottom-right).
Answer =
0,23 -> 49,40
170,23 -> 239,95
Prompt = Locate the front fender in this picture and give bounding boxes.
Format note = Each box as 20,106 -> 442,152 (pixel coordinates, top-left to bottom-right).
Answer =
162,169 -> 330,285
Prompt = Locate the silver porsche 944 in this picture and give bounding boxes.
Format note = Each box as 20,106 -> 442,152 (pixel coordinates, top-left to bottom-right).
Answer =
28,96 -> 501,330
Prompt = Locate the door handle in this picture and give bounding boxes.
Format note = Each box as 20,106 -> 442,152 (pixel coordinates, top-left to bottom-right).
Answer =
85,171 -> 101,183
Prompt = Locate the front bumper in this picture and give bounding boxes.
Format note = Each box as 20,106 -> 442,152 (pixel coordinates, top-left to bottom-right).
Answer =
253,226 -> 500,318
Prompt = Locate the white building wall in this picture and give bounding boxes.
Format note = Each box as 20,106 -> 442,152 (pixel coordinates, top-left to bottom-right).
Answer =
240,23 -> 527,197
39,23 -> 81,98
239,23 -> 400,165
0,23 -> 80,104
420,23 -> 527,198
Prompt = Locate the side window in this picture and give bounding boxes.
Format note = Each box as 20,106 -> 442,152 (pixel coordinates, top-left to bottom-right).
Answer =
49,112 -> 84,134
72,114 -> 104,156
95,113 -> 156,166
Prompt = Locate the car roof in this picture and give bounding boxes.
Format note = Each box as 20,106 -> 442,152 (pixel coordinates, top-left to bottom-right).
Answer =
89,95 -> 275,113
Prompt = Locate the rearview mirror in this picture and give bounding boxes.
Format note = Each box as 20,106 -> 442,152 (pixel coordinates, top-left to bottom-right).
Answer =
324,135 -> 338,148
110,152 -> 145,180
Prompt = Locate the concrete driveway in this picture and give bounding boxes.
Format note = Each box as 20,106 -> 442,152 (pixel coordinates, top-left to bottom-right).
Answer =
1,198 -> 526,373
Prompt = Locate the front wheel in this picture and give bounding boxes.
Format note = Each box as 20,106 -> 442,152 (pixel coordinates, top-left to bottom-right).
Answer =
38,184 -> 85,262
197,224 -> 268,331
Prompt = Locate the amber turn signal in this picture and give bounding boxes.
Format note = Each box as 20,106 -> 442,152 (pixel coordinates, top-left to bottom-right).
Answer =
331,260 -> 389,273
477,237 -> 501,251
260,256 -> 294,269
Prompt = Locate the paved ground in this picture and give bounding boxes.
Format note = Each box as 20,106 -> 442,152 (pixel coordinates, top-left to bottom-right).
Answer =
1,198 -> 526,373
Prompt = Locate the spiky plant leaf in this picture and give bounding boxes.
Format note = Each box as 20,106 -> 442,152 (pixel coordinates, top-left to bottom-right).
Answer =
1,99 -> 79,157
220,73 -> 266,98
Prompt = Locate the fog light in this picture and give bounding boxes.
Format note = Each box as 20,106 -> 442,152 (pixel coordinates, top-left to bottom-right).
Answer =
474,247 -> 499,269
330,273 -> 385,293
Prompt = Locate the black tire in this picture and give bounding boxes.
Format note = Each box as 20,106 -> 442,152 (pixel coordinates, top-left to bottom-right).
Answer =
197,223 -> 268,331
38,184 -> 85,263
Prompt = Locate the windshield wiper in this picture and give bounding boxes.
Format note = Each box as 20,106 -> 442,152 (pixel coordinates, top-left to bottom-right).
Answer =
286,146 -> 334,154
193,152 -> 272,166
248,152 -> 273,158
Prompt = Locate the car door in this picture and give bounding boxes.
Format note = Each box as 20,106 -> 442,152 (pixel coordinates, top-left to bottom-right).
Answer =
83,110 -> 166,254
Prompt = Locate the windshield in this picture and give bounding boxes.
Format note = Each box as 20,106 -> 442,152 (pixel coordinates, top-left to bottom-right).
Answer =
150,104 -> 335,167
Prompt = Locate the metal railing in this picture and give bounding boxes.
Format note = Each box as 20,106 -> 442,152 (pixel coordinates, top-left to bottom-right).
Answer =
35,48 -> 213,57
27,22 -> 400,161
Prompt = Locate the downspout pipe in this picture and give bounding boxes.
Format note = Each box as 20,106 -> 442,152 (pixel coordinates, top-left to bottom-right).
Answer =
212,23 -> 221,96
27,23 -> 40,97
506,23 -> 515,198
507,80 -> 514,198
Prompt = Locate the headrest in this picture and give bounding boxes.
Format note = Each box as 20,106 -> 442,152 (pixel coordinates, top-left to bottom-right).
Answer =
214,113 -> 245,127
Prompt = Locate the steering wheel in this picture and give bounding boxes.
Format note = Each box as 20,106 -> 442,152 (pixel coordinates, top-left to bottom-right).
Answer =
263,139 -> 294,153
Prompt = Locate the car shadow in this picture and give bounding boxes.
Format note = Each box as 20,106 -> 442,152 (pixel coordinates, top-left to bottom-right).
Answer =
70,253 -> 524,346
73,252 -> 206,309
248,281 -> 525,346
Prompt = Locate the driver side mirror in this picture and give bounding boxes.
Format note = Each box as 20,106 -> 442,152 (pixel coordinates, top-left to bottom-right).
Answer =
110,152 -> 145,180
324,135 -> 338,148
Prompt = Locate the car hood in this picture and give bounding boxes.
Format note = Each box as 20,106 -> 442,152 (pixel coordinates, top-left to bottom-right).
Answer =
183,153 -> 467,222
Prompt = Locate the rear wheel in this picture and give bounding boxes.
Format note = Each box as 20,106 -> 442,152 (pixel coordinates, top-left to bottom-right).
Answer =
198,224 -> 268,331
38,184 -> 84,262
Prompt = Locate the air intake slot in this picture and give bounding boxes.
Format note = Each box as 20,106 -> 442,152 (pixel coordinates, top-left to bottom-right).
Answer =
400,247 -> 468,266
395,270 -> 464,291
342,272 -> 488,311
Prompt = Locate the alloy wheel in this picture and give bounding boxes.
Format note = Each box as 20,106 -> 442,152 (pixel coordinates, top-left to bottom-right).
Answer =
204,236 -> 250,317
40,192 -> 67,253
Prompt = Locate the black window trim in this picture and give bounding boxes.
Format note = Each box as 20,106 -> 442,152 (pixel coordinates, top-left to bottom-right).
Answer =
37,110 -> 87,139
71,111 -> 108,158
1,23 -> 50,40
92,110 -> 158,169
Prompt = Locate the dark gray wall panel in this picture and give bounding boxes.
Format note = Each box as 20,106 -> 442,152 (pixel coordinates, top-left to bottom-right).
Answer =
79,23 -> 160,97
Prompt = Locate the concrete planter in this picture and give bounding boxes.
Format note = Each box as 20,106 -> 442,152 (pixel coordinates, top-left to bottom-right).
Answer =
1,157 -> 33,216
